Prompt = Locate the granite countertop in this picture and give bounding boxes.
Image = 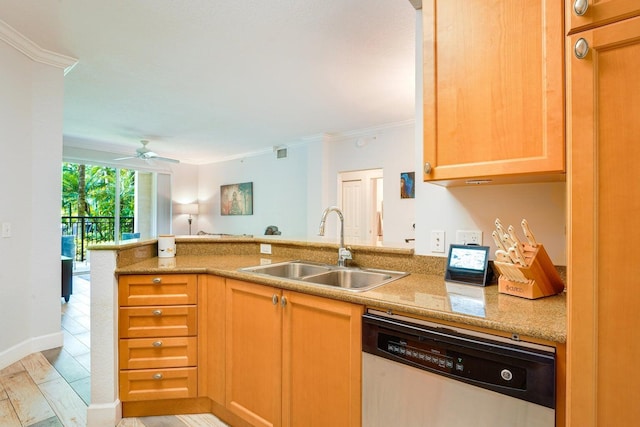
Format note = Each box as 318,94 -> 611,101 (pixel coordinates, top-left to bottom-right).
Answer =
115,254 -> 567,344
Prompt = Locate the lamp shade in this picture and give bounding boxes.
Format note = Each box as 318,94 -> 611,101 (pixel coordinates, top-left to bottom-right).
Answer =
177,203 -> 199,215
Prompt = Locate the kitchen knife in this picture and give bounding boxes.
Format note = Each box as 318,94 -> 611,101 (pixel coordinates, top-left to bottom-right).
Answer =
495,218 -> 508,239
521,219 -> 538,247
507,225 -> 523,246
492,230 -> 507,252
509,244 -> 527,267
495,249 -> 511,263
502,233 -> 515,248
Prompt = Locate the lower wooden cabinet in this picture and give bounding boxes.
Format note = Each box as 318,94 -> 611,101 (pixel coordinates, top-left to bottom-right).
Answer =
117,274 -> 363,426
225,279 -> 363,427
118,274 -> 199,403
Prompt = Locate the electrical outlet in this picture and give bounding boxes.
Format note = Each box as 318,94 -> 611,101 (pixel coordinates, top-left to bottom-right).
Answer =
456,230 -> 482,245
260,243 -> 272,254
431,230 -> 445,253
2,222 -> 11,238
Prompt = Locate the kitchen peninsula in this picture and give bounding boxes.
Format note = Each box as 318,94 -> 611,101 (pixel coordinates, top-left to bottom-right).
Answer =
87,237 -> 566,427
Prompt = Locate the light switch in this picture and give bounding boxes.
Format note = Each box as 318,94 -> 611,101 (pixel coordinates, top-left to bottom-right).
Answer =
2,222 -> 11,238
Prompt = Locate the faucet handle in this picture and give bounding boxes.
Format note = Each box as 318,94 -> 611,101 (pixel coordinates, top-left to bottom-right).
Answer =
339,247 -> 353,260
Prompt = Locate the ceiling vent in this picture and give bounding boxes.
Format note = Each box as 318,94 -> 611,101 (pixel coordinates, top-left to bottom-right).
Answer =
275,147 -> 288,159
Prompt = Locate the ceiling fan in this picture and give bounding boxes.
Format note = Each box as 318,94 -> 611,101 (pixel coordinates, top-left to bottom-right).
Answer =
114,140 -> 180,163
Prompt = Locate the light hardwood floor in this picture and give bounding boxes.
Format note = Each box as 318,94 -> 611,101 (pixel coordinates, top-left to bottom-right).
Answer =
0,274 -> 229,427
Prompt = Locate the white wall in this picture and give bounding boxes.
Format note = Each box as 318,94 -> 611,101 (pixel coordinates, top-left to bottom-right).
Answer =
315,125 -> 417,247
0,38 -> 66,366
193,144 -> 310,238
171,163 -> 200,235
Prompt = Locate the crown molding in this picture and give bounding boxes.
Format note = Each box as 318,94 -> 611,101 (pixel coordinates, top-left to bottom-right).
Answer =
324,119 -> 416,142
0,19 -> 78,75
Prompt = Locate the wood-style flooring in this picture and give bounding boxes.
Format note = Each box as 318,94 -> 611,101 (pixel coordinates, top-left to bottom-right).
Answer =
0,274 -> 229,427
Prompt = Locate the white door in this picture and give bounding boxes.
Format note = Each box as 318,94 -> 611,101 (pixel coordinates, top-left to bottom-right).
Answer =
338,169 -> 383,245
341,179 -> 363,242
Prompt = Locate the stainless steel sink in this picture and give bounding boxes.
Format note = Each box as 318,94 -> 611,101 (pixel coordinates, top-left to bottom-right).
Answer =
239,260 -> 408,292
240,261 -> 331,279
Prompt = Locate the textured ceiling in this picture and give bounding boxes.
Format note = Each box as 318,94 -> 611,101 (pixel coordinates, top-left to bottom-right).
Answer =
1,0 -> 416,164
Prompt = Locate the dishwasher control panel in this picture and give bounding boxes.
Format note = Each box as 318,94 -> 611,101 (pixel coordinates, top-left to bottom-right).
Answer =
379,332 -> 526,390
386,339 -> 458,371
362,312 -> 556,409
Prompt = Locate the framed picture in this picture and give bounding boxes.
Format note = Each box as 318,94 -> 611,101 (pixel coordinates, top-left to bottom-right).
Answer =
220,182 -> 253,215
400,172 -> 415,199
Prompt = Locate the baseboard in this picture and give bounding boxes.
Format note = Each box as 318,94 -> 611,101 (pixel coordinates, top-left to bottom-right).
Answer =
0,331 -> 64,369
87,399 -> 122,427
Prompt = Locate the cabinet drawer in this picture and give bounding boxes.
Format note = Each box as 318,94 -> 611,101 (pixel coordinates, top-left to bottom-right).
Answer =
568,0 -> 640,34
120,367 -> 197,401
119,274 -> 197,306
119,306 -> 197,338
119,337 -> 197,370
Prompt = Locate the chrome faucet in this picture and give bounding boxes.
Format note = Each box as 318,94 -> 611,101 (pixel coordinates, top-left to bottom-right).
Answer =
318,206 -> 352,267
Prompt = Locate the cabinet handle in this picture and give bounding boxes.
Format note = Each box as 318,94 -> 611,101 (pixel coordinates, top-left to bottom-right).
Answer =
272,294 -> 279,305
152,309 -> 163,316
153,373 -> 163,380
574,38 -> 589,59
573,0 -> 588,16
152,340 -> 163,347
424,162 -> 432,175
281,296 -> 287,307
152,277 -> 162,284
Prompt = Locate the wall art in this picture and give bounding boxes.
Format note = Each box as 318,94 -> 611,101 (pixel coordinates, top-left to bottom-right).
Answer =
221,182 -> 253,215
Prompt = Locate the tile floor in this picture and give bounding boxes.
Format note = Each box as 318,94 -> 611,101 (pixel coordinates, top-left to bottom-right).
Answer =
0,274 -> 229,427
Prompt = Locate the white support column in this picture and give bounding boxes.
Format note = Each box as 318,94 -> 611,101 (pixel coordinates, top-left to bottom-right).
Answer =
87,249 -> 121,427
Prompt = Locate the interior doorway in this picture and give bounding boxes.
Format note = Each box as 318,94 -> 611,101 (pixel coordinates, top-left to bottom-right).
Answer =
338,168 -> 383,245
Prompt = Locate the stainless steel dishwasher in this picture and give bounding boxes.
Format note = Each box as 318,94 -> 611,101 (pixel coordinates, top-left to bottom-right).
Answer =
362,310 -> 556,427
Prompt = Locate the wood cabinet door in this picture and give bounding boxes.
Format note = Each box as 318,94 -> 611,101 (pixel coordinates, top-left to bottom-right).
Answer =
422,0 -> 564,183
567,0 -> 640,34
198,274 -> 226,404
567,16 -> 640,427
281,291 -> 363,427
225,279 -> 282,427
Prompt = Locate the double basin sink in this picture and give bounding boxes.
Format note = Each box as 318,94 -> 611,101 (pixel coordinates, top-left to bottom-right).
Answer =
239,260 -> 408,292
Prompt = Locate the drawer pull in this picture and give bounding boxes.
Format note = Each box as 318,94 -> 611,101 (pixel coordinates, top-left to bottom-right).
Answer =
152,340 -> 163,347
152,309 -> 163,316
153,373 -> 163,380
574,38 -> 589,59
152,277 -> 162,284
573,0 -> 588,16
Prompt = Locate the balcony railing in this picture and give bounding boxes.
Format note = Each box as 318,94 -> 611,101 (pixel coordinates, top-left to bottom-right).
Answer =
61,216 -> 135,261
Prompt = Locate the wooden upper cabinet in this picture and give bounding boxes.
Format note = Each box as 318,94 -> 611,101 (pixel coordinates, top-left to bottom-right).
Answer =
422,0 -> 565,184
567,0 -> 640,34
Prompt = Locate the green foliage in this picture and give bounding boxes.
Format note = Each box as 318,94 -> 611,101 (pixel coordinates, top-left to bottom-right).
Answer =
61,162 -> 135,217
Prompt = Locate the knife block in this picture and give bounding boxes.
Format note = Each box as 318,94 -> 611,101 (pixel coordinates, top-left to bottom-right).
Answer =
495,244 -> 565,299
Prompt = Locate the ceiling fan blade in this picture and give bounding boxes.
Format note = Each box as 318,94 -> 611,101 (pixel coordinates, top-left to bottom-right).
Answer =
116,140 -> 179,163
153,156 -> 180,164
